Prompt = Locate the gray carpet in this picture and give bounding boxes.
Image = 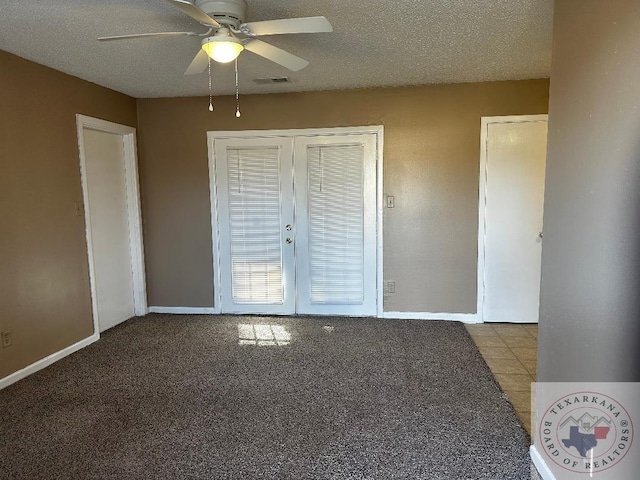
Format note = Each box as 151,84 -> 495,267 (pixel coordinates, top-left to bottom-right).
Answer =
0,315 -> 538,479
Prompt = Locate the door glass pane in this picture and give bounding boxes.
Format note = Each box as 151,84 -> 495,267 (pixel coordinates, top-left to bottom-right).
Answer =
306,144 -> 364,304
227,147 -> 283,304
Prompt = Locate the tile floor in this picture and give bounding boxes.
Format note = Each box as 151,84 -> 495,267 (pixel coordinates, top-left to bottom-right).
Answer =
465,323 -> 538,435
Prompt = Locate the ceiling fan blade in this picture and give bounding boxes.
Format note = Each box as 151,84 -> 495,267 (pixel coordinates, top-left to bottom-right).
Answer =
241,16 -> 333,36
243,39 -> 309,71
184,49 -> 209,75
98,31 -> 199,41
166,0 -> 220,27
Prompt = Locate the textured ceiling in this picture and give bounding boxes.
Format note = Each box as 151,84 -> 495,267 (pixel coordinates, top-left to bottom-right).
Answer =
0,0 -> 553,98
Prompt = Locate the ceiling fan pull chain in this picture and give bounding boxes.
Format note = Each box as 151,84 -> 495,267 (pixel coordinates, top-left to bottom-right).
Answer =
208,56 -> 214,112
235,57 -> 241,118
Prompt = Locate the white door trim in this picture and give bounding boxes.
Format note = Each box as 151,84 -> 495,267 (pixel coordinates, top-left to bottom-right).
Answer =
207,126 -> 384,316
375,128 -> 384,318
76,114 -> 148,335
476,114 -> 548,323
206,132 -> 223,314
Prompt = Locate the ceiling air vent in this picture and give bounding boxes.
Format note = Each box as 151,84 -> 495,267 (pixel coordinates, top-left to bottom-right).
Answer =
253,77 -> 291,85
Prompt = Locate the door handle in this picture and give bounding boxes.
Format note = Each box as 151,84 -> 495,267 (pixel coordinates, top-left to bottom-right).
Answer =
538,232 -> 543,239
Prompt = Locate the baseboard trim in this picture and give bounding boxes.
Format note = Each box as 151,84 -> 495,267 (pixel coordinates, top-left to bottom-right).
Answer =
0,333 -> 100,391
147,307 -> 478,322
381,311 -> 479,323
530,445 -> 556,480
149,306 -> 217,314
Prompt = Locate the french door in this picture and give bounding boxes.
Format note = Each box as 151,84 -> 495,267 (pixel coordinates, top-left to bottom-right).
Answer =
214,136 -> 296,314
210,129 -> 378,316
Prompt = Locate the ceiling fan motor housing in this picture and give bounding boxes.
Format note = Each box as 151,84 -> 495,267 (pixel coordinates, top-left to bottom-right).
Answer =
196,0 -> 247,28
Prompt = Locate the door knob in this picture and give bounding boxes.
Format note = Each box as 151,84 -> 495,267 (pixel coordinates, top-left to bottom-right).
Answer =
286,238 -> 293,244
286,225 -> 292,231
538,232 -> 543,239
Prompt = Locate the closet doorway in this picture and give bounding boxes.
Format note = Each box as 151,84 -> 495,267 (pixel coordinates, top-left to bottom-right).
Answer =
76,115 -> 147,333
477,115 -> 548,323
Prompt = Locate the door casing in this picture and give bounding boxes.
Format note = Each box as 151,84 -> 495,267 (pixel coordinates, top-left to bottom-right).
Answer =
76,115 -> 147,334
207,126 -> 384,316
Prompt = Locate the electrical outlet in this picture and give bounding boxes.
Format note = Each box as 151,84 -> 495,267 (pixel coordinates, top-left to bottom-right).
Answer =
1,330 -> 12,348
388,281 -> 396,294
384,281 -> 396,295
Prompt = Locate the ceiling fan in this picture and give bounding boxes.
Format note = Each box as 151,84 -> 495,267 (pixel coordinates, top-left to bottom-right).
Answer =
98,0 -> 333,74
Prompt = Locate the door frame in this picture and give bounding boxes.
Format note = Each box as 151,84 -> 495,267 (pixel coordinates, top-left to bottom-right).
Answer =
207,125 -> 384,316
76,114 -> 148,334
476,114 -> 548,323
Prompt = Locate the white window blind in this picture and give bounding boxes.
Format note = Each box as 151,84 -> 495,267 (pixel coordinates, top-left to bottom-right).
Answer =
227,147 -> 284,304
306,144 -> 365,304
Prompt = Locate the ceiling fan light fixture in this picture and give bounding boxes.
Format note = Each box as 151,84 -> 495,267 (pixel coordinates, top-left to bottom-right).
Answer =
202,35 -> 244,63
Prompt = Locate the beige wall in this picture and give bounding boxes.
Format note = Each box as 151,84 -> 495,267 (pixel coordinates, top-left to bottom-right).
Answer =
0,49 -> 548,380
0,50 -> 137,379
537,0 -> 640,382
137,79 -> 549,312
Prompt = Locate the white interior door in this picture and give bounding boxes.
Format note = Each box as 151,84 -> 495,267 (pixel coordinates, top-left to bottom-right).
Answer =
479,116 -> 548,323
82,129 -> 136,331
211,129 -> 379,316
215,137 -> 296,314
294,134 -> 377,316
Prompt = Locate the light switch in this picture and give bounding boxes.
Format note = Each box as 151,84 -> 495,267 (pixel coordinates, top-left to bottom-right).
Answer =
386,195 -> 395,208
